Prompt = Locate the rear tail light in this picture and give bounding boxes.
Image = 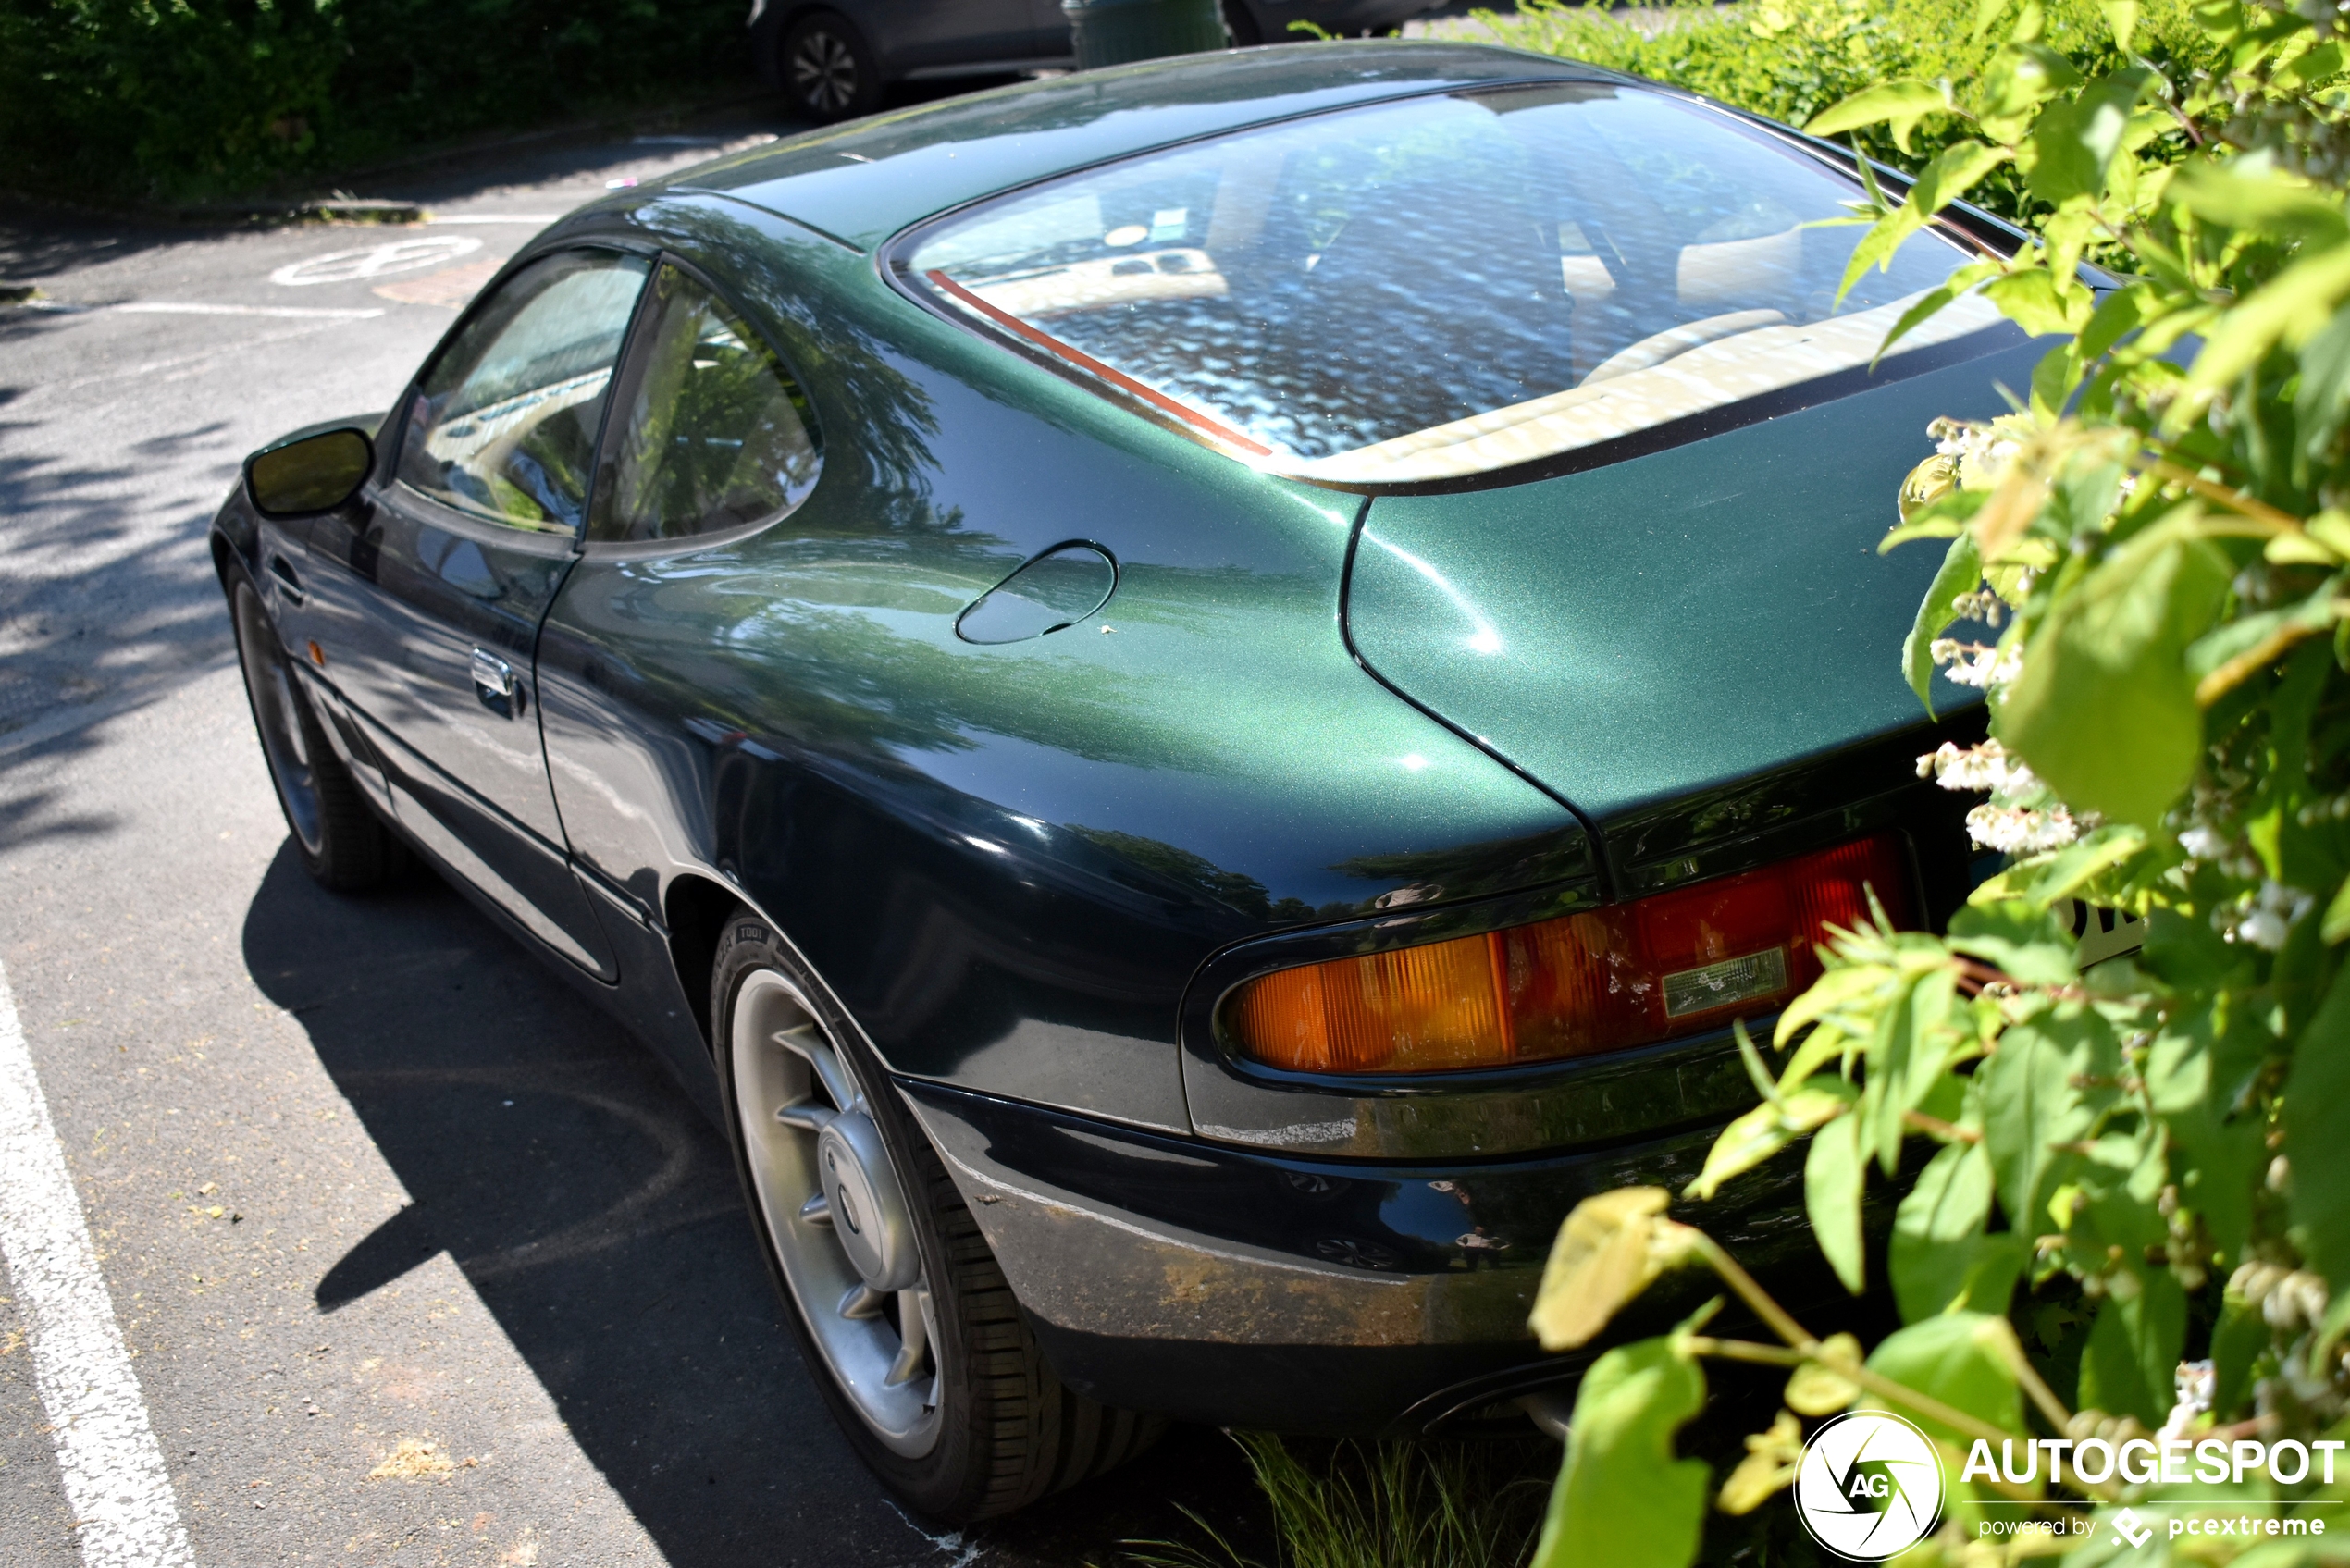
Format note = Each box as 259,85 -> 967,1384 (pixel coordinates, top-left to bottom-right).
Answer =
1224,833 -> 1913,1076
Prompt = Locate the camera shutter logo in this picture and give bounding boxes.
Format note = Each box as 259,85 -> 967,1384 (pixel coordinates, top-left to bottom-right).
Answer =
1793,1411 -> 1947,1560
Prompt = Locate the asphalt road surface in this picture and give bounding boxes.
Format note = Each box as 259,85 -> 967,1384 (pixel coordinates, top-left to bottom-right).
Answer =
0,108 -> 1274,1568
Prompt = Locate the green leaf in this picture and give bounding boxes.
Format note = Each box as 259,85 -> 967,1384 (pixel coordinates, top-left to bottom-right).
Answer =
2285,963 -> 2350,1298
1982,42 -> 2083,121
2099,0 -> 2137,50
2025,825 -> 2150,908
1910,141 -> 2011,216
1948,899 -> 2079,985
2274,40 -> 2346,93
2025,69 -> 2154,205
1807,1110 -> 1868,1293
1983,267 -> 2096,336
1686,1081 -> 1856,1202
2076,1273 -> 2187,1426
1863,1313 -> 2026,1448
1892,1142 -> 2029,1322
2297,308 -> 2350,462
1982,1007 -> 2119,1230
2210,1290 -> 2269,1417
2079,280 -> 2155,364
2169,160 -> 2350,248
1530,1188 -> 1692,1352
1999,521 -> 2232,829
2185,580 -> 2342,687
2186,241 -> 2350,403
1879,262 -> 2001,364
1803,80 -> 1951,154
1906,530 -> 1985,710
1533,1338 -> 1708,1568
1871,967 -> 1960,1175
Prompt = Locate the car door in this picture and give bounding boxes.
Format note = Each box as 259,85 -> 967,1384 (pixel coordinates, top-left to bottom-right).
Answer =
883,0 -> 1035,69
533,257 -> 827,931
303,246 -> 653,980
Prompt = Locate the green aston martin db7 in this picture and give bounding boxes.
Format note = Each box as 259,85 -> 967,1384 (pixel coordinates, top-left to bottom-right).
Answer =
215,40 -> 2029,1522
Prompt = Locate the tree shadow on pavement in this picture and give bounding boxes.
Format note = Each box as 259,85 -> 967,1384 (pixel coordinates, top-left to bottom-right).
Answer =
240,840 -> 1273,1567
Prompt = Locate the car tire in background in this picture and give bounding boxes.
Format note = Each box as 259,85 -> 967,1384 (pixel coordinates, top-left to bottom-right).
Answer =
711,908 -> 1163,1521
229,576 -> 400,893
1221,0 -> 1262,44
780,10 -> 884,123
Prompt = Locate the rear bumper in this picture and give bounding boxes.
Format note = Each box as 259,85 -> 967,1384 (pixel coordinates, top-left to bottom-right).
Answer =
901,1079 -> 1855,1434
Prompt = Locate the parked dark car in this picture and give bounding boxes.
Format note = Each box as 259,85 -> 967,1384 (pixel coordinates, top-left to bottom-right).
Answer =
215,42 -> 2028,1524
749,0 -> 1443,120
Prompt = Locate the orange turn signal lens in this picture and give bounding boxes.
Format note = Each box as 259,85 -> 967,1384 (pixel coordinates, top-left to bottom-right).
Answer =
1224,833 -> 1913,1076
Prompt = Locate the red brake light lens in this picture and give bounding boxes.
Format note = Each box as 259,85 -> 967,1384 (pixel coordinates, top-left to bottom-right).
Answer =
1224,833 -> 1913,1076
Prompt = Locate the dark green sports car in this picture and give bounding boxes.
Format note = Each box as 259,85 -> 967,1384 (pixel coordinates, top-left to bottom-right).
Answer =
214,41 -> 2026,1522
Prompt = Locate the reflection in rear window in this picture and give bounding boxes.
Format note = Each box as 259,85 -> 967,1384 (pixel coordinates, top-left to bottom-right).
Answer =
901,83 -> 2003,485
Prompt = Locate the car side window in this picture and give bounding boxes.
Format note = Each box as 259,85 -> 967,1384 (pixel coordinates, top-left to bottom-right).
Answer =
586,263 -> 822,545
394,249 -> 652,535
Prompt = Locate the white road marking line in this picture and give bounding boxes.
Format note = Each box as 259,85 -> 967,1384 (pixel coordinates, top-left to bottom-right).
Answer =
19,300 -> 383,320
270,236 -> 480,286
0,958 -> 196,1568
424,215 -> 561,225
114,302 -> 385,319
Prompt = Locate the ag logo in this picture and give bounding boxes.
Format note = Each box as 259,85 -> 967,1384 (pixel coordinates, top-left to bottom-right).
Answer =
1793,1411 -> 1947,1561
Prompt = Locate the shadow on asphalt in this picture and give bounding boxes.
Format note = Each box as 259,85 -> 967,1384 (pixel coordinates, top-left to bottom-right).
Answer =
240,839 -> 1276,1567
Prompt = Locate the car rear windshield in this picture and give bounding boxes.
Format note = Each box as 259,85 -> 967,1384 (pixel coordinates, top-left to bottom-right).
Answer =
898,81 -> 2003,486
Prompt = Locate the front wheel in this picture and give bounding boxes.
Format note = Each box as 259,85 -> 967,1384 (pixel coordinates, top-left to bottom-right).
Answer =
712,909 -> 1160,1521
230,575 -> 397,891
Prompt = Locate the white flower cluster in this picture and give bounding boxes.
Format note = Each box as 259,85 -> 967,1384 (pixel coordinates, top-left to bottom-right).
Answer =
1931,639 -> 2024,690
1934,421 -> 2020,475
2180,822 -> 2231,861
1966,802 -> 2085,854
1917,739 -> 2039,794
1948,588 -> 2008,627
2220,881 -> 2316,950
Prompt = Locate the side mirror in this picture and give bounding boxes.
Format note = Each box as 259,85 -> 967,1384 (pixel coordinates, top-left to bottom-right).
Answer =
246,427 -> 374,517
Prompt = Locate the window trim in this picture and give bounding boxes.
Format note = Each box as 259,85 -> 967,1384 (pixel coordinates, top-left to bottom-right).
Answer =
382,241 -> 661,545
880,76 -> 2023,495
576,250 -> 829,560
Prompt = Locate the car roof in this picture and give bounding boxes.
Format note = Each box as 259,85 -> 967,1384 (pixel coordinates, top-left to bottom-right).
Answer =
669,41 -> 1618,252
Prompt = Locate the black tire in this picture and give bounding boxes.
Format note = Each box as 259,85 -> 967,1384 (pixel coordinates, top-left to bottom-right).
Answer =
711,908 -> 1162,1521
229,574 -> 398,892
780,10 -> 883,123
1221,0 -> 1263,45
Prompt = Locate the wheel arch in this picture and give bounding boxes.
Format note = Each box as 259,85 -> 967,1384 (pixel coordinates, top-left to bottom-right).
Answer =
663,870 -> 742,1050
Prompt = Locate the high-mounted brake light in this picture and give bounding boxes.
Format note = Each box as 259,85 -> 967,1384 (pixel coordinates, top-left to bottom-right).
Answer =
1224,833 -> 1913,1076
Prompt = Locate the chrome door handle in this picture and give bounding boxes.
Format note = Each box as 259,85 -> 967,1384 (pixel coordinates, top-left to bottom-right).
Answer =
267,554 -> 304,604
470,648 -> 519,716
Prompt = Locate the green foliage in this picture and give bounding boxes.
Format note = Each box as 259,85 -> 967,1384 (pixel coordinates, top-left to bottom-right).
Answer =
1524,0 -> 2350,1561
0,0 -> 748,204
1532,1338 -> 1709,1568
1121,1434 -> 1550,1568
1478,0 -> 2224,227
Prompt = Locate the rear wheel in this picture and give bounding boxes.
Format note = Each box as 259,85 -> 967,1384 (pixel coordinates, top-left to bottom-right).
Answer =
1221,0 -> 1262,44
780,11 -> 882,123
229,575 -> 397,891
712,909 -> 1161,1521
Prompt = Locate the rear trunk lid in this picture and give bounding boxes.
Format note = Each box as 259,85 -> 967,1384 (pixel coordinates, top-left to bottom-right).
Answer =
1345,338 -> 2036,885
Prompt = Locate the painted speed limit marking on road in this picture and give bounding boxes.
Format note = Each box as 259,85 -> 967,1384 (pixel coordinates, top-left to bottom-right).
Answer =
269,235 -> 482,286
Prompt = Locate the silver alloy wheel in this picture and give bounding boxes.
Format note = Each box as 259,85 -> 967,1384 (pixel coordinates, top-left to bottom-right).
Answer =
233,586 -> 326,858
730,969 -> 943,1456
789,30 -> 860,116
